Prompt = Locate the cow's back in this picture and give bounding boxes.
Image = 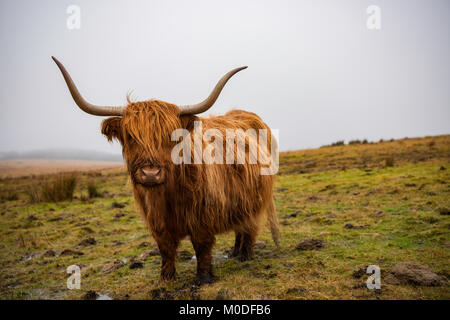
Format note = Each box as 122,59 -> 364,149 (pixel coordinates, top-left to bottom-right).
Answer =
176,110 -> 275,234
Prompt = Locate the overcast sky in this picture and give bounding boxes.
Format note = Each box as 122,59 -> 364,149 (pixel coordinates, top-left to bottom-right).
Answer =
0,0 -> 448,155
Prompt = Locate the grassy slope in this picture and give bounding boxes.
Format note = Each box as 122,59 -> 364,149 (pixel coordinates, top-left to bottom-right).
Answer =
0,135 -> 449,300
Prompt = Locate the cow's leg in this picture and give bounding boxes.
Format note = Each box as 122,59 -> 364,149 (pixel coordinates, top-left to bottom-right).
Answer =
191,235 -> 215,285
155,234 -> 179,282
237,230 -> 256,262
230,231 -> 242,257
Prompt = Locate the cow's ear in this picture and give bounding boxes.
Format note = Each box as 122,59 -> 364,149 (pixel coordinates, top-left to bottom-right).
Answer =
101,117 -> 123,143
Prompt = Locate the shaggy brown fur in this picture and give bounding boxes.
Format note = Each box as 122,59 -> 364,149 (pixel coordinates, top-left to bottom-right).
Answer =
101,99 -> 279,284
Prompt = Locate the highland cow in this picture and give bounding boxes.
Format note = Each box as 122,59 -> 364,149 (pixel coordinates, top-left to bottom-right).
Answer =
52,57 -> 279,284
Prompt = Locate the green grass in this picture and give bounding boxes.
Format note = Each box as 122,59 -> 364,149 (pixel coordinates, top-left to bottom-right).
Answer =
0,135 -> 449,299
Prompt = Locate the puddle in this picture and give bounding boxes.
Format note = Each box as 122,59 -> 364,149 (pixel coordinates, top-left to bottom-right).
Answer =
96,294 -> 113,300
191,254 -> 228,264
21,252 -> 40,262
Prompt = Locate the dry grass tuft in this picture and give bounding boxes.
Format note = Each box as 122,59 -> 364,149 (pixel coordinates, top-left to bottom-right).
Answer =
26,173 -> 77,203
87,181 -> 101,198
384,156 -> 395,168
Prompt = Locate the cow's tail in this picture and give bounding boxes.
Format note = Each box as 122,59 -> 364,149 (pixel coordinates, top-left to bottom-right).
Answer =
267,198 -> 280,248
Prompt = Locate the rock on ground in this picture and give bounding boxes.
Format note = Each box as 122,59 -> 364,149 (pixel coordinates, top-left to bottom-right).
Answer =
385,262 -> 447,286
253,241 -> 266,250
295,239 -> 326,250
139,248 -> 160,260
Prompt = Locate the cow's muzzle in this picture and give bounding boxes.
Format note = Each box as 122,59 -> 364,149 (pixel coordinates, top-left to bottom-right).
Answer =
134,165 -> 165,187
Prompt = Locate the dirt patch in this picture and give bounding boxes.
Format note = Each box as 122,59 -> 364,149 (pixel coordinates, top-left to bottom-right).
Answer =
101,259 -> 125,274
111,240 -> 124,247
114,212 -> 126,219
319,184 -> 336,192
149,284 -> 201,300
48,213 -> 75,222
60,249 -> 84,256
112,202 -> 126,209
344,223 -> 368,229
129,260 -> 144,269
384,262 -> 447,286
137,241 -> 151,248
295,239 -> 326,250
82,290 -> 99,300
284,211 -> 300,219
27,215 -> 38,222
178,250 -> 193,261
81,226 -> 94,234
352,266 -> 369,279
42,250 -> 56,257
78,237 -> 97,246
139,249 -> 160,260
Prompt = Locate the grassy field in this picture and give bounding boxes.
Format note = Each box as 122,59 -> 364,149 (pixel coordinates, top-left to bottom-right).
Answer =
0,135 -> 449,300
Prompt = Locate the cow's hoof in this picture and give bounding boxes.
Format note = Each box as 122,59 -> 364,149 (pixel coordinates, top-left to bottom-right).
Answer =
155,277 -> 174,288
194,273 -> 214,286
158,271 -> 176,284
237,253 -> 253,262
229,247 -> 240,258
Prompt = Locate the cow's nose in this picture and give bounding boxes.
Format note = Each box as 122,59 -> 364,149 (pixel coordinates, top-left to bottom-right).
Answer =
136,165 -> 165,186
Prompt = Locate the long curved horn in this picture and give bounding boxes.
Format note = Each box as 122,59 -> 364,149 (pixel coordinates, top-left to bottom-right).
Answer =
178,66 -> 247,115
51,56 -> 125,116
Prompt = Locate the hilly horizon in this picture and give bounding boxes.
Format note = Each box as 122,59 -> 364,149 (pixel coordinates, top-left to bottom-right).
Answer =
1,134 -> 448,162
0,148 -> 123,162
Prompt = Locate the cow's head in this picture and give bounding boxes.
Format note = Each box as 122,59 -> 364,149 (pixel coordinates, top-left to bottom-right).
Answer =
52,57 -> 246,188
